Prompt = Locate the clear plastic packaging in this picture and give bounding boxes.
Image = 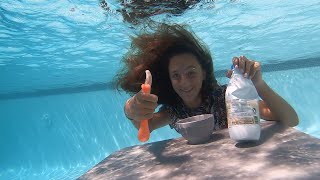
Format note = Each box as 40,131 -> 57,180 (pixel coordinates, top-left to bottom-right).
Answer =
225,67 -> 261,142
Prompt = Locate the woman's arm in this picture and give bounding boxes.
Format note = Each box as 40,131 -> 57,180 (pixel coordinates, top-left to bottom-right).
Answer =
256,80 -> 299,127
259,100 -> 275,120
149,110 -> 171,132
128,110 -> 171,133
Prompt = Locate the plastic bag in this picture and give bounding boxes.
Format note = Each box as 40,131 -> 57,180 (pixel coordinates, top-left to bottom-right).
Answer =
225,67 -> 261,141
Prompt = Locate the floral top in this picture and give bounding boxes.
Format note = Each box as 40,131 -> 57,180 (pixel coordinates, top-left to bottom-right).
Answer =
160,85 -> 228,132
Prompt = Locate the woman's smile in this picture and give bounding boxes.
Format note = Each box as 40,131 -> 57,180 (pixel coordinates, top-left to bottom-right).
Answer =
180,88 -> 193,93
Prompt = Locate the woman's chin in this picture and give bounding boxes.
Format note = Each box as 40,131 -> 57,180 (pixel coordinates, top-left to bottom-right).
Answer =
181,97 -> 196,105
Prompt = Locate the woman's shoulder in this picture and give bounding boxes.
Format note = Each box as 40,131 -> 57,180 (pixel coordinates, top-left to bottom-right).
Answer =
212,84 -> 227,97
210,84 -> 228,129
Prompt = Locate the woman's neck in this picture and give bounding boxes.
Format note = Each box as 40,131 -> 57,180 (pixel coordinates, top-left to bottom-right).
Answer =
183,94 -> 202,109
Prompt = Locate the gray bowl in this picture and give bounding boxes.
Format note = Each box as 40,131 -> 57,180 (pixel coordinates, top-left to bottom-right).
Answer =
176,114 -> 215,144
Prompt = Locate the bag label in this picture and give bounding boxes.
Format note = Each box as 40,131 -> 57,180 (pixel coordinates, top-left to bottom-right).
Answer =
226,99 -> 260,127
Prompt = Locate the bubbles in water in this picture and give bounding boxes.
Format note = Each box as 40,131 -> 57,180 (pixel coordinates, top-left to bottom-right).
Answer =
42,113 -> 53,129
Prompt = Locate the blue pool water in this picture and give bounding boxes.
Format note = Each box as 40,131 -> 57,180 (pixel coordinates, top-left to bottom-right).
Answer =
1,0 -> 319,179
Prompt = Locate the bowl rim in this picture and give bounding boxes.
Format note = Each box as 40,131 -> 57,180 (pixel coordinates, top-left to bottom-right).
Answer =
176,114 -> 214,125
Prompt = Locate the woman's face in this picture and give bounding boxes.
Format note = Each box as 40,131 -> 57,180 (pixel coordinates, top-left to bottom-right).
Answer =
168,53 -> 206,108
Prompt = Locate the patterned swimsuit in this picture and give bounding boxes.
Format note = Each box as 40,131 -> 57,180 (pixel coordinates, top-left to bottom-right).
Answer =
160,85 -> 228,132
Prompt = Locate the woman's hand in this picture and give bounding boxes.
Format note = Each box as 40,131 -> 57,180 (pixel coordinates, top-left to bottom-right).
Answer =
125,91 -> 158,121
226,56 -> 299,126
226,55 -> 263,86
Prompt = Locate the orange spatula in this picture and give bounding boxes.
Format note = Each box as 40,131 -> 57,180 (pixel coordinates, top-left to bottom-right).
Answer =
138,70 -> 152,142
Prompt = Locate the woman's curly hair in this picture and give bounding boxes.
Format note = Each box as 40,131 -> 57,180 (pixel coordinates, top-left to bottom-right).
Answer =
114,23 -> 218,105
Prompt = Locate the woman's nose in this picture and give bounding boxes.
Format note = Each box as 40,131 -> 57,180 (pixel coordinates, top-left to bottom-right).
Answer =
179,75 -> 191,87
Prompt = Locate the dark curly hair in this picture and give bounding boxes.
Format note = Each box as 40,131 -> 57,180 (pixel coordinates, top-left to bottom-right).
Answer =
114,23 -> 218,105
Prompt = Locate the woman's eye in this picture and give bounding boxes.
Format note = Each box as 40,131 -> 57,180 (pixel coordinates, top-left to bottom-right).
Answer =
172,74 -> 180,80
187,71 -> 196,77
